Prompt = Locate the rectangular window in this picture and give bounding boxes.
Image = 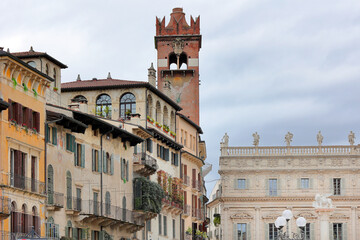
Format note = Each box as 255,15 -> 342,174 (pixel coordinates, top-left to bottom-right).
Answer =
269,223 -> 278,240
75,144 -> 81,166
301,178 -> 309,189
52,127 -> 57,145
93,192 -> 99,215
237,179 -> 246,189
92,149 -> 100,172
146,139 -> 153,153
173,219 -> 175,238
158,214 -> 162,235
237,223 -> 247,240
333,223 -> 342,240
304,223 -> 311,240
333,178 -> 341,195
163,215 -> 167,236
269,179 -> 278,196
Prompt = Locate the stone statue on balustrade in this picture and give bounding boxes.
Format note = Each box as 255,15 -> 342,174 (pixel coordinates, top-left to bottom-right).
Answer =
313,194 -> 334,209
252,132 -> 260,147
285,132 -> 293,146
221,133 -> 229,147
348,131 -> 355,146
317,131 -> 323,146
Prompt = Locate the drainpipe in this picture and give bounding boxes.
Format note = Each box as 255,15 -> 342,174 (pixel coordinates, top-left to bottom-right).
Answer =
100,127 -> 114,221
45,116 -> 64,195
179,150 -> 183,240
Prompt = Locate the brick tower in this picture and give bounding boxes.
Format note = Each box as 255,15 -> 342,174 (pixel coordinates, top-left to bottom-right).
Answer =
155,8 -> 201,125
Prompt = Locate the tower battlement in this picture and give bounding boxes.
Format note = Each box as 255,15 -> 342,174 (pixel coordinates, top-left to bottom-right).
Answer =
156,8 -> 200,36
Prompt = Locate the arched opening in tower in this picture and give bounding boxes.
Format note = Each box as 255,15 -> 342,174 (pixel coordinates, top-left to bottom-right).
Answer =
179,53 -> 188,69
169,53 -> 177,69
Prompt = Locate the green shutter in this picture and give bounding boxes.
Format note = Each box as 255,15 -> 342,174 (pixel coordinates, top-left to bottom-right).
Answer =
72,227 -> 77,239
121,158 -> 124,179
52,127 -> 57,145
92,149 -> 95,171
45,125 -> 50,143
65,227 -> 68,238
134,145 -> 137,154
72,135 -> 76,152
81,144 -> 85,168
343,223 -> 347,240
99,230 -> 104,240
98,151 -> 102,172
247,223 -> 251,240
91,230 -> 95,240
126,160 -> 129,181
74,143 -> 77,166
81,228 -> 86,239
103,151 -> 107,173
110,154 -> 114,175
175,154 -> 179,166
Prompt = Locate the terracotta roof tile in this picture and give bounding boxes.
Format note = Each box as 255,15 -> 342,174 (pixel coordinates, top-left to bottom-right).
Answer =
11,50 -> 68,68
61,78 -> 147,89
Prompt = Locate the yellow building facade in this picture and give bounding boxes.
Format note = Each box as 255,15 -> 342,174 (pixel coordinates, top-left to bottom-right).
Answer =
0,49 -> 53,238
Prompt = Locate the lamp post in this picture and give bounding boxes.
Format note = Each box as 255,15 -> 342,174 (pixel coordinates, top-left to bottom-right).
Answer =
274,210 -> 307,240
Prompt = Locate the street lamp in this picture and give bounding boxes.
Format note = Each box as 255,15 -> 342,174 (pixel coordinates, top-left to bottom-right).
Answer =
274,210 -> 306,240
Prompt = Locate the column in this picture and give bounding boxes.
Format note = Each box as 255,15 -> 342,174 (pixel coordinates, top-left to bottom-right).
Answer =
255,207 -> 260,240
316,209 -> 334,240
351,206 -> 356,240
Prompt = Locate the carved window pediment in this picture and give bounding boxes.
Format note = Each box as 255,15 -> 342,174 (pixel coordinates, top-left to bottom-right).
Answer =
230,212 -> 253,220
262,214 -> 280,220
295,212 -> 317,220
330,213 -> 349,220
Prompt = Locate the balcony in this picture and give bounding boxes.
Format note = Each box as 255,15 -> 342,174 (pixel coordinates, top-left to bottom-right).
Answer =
192,179 -> 201,192
6,173 -> 45,195
192,208 -> 204,221
182,175 -> 190,186
133,153 -> 158,177
80,200 -> 144,233
47,191 -> 64,210
162,195 -> 183,215
183,204 -> 191,217
0,197 -> 10,219
65,196 -> 82,215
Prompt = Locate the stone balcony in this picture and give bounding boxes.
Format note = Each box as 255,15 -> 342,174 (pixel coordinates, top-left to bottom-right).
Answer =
133,152 -> 158,177
47,191 -> 64,210
162,195 -> 183,215
0,196 -> 10,219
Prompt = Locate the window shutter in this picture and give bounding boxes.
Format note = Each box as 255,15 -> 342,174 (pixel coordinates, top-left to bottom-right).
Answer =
98,151 -> 102,173
158,214 -> 162,235
330,178 -> 334,195
110,154 -> 114,175
265,179 -> 269,196
65,227 -> 68,238
81,144 -> 85,168
72,227 -> 77,239
247,223 -> 251,240
99,231 -> 104,240
35,111 -> 40,132
175,153 -> 179,166
329,223 -> 333,240
92,149 -> 95,171
233,223 -> 237,240
81,228 -> 86,239
265,223 -> 269,240
45,125 -> 50,143
126,160 -> 129,181
343,223 -> 347,240
91,230 -> 95,240
134,145 -> 137,154
310,223 -> 315,240
103,151 -> 107,173
157,144 -> 160,157
52,127 -> 57,145
149,140 -> 153,153
8,99 -> 13,120
121,158 -> 124,179
341,178 -> 345,195
28,109 -> 33,130
18,103 -> 23,124
74,143 -> 77,166
160,146 -> 164,159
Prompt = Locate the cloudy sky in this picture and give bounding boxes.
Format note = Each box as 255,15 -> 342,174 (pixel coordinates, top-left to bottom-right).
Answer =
2,0 -> 360,194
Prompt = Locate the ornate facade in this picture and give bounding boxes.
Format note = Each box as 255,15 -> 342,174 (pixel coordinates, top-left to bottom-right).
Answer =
215,133 -> 360,240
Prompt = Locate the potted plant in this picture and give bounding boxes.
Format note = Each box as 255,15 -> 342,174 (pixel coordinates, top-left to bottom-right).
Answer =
125,109 -> 132,117
32,88 -> 38,97
170,131 -> 176,138
53,87 -> 58,92
213,213 -> 221,226
22,123 -> 28,133
22,83 -> 28,92
163,124 -> 170,133
147,116 -> 154,124
155,122 -> 162,129
12,78 -> 17,88
186,227 -> 193,235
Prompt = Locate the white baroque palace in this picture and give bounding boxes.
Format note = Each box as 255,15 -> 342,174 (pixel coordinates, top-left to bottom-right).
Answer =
211,133 -> 360,240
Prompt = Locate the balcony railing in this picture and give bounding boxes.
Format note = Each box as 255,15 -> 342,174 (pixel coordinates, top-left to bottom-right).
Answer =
192,179 -> 201,192
81,200 -> 144,226
73,197 -> 82,212
8,174 -> 45,195
196,209 -> 204,220
183,204 -> 191,216
47,191 -> 64,208
183,175 -> 190,186
133,153 -> 158,170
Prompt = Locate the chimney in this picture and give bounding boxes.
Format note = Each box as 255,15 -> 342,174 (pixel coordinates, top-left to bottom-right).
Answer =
76,74 -> 81,81
107,72 -> 112,79
148,63 -> 156,87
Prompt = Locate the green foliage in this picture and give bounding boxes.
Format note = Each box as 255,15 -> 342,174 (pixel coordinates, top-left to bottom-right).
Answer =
213,215 -> 221,226
134,177 -> 165,214
12,78 -> 17,87
22,83 -> 28,92
186,227 -> 193,235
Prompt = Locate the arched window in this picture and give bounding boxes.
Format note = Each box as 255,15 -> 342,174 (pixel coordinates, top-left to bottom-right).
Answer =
11,202 -> 17,233
163,106 -> 169,126
27,61 -> 36,68
45,64 -> 49,75
21,204 -> 27,234
72,95 -> 87,104
105,191 -> 111,215
147,95 -> 153,118
32,206 -> 40,235
48,165 -> 54,205
156,101 -> 161,122
170,111 -> 175,130
122,196 -> 127,221
96,94 -> 112,118
169,53 -> 177,70
66,171 -> 72,209
179,53 -> 187,69
120,93 -> 136,118
53,68 -> 57,87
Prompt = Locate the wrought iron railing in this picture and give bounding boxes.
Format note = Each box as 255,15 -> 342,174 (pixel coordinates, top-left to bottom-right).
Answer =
133,152 -> 158,170
8,173 -> 45,195
47,191 -> 64,208
0,196 -> 11,215
183,175 -> 190,186
183,204 -> 191,216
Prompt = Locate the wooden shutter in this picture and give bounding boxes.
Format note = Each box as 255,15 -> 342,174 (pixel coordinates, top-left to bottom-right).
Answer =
158,214 -> 162,235
92,149 -> 95,171
28,109 -> 33,129
65,226 -> 69,238
74,143 -> 77,166
52,127 -> 57,145
72,135 -> 76,153
91,230 -> 95,240
98,151 -> 102,173
72,227 -> 77,239
174,153 -> 179,166
110,154 -> 114,175
8,99 -> 13,120
121,158 -> 124,179
45,125 -> 50,143
35,111 -> 40,132
81,144 -> 85,168
17,103 -> 23,124
126,160 -> 129,181
103,151 -> 107,173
